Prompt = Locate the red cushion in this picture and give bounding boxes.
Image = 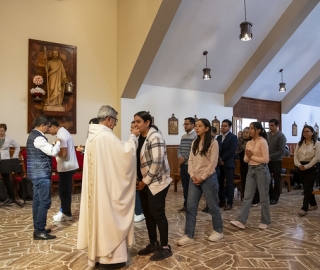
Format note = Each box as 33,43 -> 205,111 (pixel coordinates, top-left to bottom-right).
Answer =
76,150 -> 84,169
73,172 -> 82,180
51,174 -> 59,181
52,157 -> 57,171
21,149 -> 27,168
15,176 -> 23,182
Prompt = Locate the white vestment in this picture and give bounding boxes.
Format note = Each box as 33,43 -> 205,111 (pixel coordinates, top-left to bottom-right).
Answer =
77,124 -> 137,267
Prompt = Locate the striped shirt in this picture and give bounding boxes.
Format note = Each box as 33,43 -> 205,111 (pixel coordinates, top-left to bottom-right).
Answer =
178,130 -> 197,165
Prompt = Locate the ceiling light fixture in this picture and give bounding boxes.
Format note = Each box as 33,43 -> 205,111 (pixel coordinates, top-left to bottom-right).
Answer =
279,69 -> 286,92
202,51 -> 211,80
240,0 -> 252,41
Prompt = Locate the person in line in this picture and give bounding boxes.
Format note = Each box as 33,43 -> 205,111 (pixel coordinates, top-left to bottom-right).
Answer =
27,116 -> 61,240
48,119 -> 79,222
77,105 -> 140,270
177,117 -> 197,212
202,126 -> 221,213
230,122 -> 271,230
134,111 -> 172,261
217,119 -> 238,210
236,127 -> 259,205
294,125 -> 320,216
267,119 -> 287,205
0,123 -> 20,205
76,117 -> 99,153
131,121 -> 145,223
177,119 -> 224,245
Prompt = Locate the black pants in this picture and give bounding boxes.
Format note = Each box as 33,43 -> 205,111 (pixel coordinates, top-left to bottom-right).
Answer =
2,173 -> 15,201
268,160 -> 282,201
58,170 -> 75,216
139,184 -> 170,246
298,165 -> 317,212
218,166 -> 235,206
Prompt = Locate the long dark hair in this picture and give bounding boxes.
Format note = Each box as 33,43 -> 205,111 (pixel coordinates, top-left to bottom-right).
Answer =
298,125 -> 316,147
192,118 -> 212,156
251,122 -> 267,141
134,111 -> 158,131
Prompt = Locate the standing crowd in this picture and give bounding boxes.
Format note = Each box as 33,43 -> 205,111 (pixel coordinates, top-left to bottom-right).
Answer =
1,107 -> 319,270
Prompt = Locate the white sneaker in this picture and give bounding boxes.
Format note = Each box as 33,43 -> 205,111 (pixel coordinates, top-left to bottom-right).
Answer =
134,213 -> 145,223
208,231 -> 224,242
176,235 -> 195,246
258,223 -> 269,230
53,211 -> 73,222
230,220 -> 245,229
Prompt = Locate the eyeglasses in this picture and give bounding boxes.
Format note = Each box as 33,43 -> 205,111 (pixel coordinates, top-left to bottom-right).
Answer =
108,115 -> 118,123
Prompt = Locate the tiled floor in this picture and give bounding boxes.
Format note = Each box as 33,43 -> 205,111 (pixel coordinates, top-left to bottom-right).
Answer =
1,186 -> 320,270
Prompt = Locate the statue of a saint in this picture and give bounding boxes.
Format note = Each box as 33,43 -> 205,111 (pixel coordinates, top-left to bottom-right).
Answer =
45,50 -> 68,106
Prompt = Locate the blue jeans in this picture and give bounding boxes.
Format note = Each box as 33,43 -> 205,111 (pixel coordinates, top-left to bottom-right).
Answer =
180,164 -> 190,208
58,170 -> 75,217
135,191 -> 143,215
31,178 -> 51,233
237,164 -> 271,225
185,173 -> 223,238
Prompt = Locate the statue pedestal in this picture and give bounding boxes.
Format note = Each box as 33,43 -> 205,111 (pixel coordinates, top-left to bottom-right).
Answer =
43,106 -> 65,112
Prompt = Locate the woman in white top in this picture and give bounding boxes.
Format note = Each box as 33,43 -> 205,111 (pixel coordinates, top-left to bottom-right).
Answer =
0,123 -> 20,204
294,125 -> 320,216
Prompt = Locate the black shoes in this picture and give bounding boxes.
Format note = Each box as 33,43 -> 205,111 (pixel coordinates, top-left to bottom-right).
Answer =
218,202 -> 225,208
294,184 -> 302,190
33,229 -> 51,238
224,204 -> 232,210
33,231 -> 56,240
202,206 -> 209,213
138,242 -> 160,255
178,207 -> 186,212
270,200 -> 278,205
3,198 -> 12,205
150,245 -> 173,261
99,262 -> 126,269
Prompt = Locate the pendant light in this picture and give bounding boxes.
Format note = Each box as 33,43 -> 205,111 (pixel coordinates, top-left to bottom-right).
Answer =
279,69 -> 286,92
240,0 -> 252,41
202,51 -> 211,80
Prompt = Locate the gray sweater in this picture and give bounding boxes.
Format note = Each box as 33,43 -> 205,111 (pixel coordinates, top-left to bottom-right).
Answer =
267,131 -> 287,161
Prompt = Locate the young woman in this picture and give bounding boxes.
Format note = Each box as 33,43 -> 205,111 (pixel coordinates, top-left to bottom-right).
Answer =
134,111 -> 172,261
230,122 -> 271,230
236,127 -> 259,205
294,125 -> 320,216
177,119 -> 224,245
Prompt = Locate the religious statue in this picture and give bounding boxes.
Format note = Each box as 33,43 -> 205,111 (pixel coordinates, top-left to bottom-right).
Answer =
44,50 -> 68,107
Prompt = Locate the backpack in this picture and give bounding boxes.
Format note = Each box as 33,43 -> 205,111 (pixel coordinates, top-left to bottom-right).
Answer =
18,178 -> 33,200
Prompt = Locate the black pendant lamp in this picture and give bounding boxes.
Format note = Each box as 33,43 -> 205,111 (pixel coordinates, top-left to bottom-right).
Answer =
240,0 -> 252,41
279,69 -> 286,92
202,51 -> 211,80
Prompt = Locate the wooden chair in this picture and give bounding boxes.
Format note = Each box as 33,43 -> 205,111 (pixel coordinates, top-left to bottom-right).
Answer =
170,172 -> 180,192
234,159 -> 243,199
72,151 -> 84,194
281,157 -> 296,192
51,157 -> 59,194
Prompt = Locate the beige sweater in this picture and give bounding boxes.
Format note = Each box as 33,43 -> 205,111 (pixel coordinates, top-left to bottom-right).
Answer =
244,137 -> 269,165
188,139 -> 219,180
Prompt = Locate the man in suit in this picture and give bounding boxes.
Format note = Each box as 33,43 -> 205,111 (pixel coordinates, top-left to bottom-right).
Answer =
217,119 -> 238,210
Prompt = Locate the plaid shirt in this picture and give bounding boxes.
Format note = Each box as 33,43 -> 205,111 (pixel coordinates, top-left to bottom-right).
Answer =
140,128 -> 170,186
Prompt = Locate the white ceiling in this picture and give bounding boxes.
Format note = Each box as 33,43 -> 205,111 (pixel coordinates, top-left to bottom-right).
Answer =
143,0 -> 320,111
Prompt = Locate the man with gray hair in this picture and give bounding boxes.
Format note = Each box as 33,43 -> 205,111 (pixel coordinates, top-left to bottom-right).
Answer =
77,105 -> 140,270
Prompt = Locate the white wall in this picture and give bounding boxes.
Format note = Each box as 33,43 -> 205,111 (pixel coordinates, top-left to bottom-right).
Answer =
0,0 -> 117,146
282,103 -> 320,143
121,84 -> 233,145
